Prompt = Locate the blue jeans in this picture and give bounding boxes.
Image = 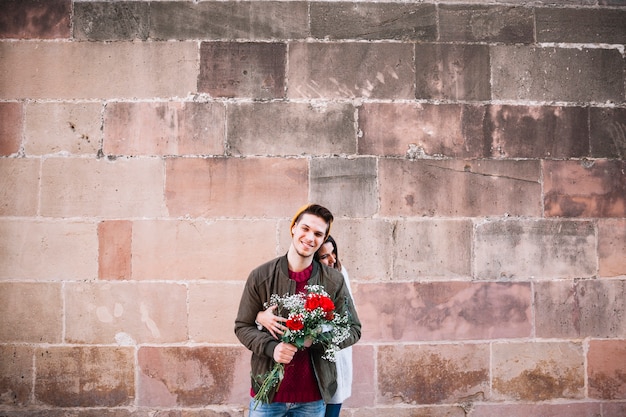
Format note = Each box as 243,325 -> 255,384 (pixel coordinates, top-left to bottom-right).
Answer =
325,403 -> 342,417
248,399 -> 325,417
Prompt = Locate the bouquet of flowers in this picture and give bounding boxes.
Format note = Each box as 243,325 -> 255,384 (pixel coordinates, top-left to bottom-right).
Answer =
252,284 -> 351,408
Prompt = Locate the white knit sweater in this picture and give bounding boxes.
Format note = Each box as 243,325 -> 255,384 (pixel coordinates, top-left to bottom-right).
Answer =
328,265 -> 354,404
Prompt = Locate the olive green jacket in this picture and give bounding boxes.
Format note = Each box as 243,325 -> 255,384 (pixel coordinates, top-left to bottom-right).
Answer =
234,255 -> 362,403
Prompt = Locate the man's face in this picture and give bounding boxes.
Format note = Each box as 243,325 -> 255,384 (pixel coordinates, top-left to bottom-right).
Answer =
291,213 -> 328,258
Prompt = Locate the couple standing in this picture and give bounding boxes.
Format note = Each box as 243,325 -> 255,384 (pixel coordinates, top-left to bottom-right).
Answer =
234,204 -> 361,417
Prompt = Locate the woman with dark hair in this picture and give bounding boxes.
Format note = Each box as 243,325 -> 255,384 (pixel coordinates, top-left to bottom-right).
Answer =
314,235 -> 353,417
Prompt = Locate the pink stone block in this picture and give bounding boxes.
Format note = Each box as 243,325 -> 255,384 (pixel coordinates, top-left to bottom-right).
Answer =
137,346 -> 251,407
359,103 -> 485,157
65,282 -> 188,344
471,402 -> 602,417
0,42 -> 198,99
98,220 -> 132,281
0,158 -> 40,216
0,0 -> 70,39
0,220 -> 97,280
40,157 -> 167,218
379,159 -> 541,217
343,344 -> 375,408
104,102 -> 225,156
24,102 -> 102,155
377,343 -> 489,405
492,341 -> 584,401
598,219 -> 626,277
0,282 -> 62,343
544,160 -> 626,218
357,282 -> 531,342
189,282 -> 245,343
588,339 -> 626,400
288,42 -> 414,99
35,346 -> 134,407
165,157 -> 308,218
0,102 -> 23,155
0,345 -> 34,406
131,219 -> 277,281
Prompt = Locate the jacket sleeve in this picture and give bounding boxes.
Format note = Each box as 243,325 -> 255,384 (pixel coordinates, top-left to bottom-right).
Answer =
234,269 -> 279,358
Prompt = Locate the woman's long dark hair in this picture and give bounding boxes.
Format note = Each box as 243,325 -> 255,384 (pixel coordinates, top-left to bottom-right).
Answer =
314,235 -> 341,270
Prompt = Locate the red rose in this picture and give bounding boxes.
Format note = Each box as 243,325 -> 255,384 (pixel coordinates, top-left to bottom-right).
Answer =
286,315 -> 304,331
319,295 -> 335,312
305,294 -> 321,311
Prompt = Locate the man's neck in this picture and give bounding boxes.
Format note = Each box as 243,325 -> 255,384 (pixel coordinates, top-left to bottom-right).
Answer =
287,245 -> 313,272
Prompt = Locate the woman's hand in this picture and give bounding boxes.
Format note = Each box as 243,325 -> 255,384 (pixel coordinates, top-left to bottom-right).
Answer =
256,305 -> 287,339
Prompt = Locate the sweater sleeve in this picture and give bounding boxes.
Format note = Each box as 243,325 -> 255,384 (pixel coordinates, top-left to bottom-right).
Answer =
330,269 -> 361,350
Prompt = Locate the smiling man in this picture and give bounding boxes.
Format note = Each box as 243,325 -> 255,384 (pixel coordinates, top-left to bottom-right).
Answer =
234,204 -> 362,417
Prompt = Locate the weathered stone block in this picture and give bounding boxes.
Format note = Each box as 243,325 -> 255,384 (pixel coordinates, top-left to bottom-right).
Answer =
471,402 -> 602,417
379,159 -> 541,217
104,102 -> 225,156
149,1 -> 308,40
350,406 -> 465,417
378,344 -> 489,405
0,282 -> 62,343
588,339 -> 626,399
475,219 -> 596,279
544,160 -> 626,218
189,282 -> 244,343
288,42 -> 415,99
310,157 -> 377,217
416,43 -> 490,100
310,3 -> 436,40
24,102 -> 102,155
165,157 -> 307,217
598,219 -> 626,277
590,107 -> 626,158
323,219 -> 395,281
65,282 -> 188,344
0,345 -> 33,406
343,344 -> 375,408
0,42 -> 198,99
491,46 -> 624,102
358,103 -> 486,157
536,8 -> 626,44
0,0 -> 70,39
0,102 -> 22,155
73,1 -> 149,40
0,220 -> 97,280
227,102 -> 355,155
0,158 -> 39,216
439,5 -> 533,43
393,219 -> 472,279
485,105 -> 589,158
130,220 -> 277,281
492,341 -> 584,401
535,279 -> 626,338
98,220 -> 132,281
137,346 -> 251,407
199,42 -> 286,99
35,346 -> 134,407
40,157 -> 167,218
357,282 -> 531,342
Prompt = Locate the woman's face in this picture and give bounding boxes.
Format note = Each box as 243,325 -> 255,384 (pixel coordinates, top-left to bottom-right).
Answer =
317,242 -> 336,268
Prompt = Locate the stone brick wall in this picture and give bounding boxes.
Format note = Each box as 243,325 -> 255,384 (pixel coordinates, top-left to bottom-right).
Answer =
1,0 -> 625,416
